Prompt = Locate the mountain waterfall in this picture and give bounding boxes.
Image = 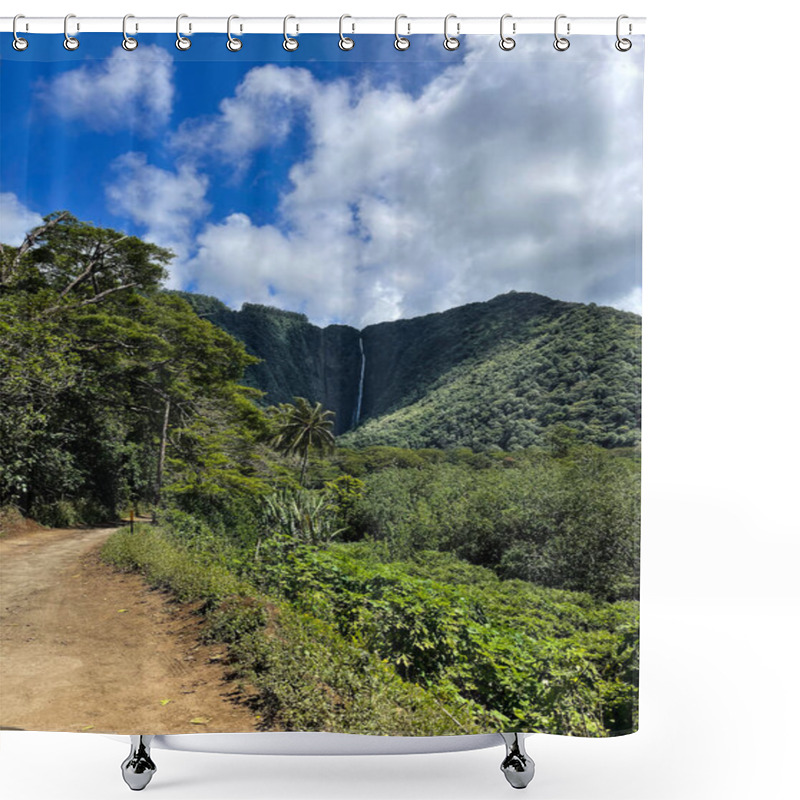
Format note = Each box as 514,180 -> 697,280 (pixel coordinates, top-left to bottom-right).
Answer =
355,336 -> 366,425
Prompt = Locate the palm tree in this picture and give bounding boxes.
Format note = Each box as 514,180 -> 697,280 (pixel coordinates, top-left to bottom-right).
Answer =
269,397 -> 335,484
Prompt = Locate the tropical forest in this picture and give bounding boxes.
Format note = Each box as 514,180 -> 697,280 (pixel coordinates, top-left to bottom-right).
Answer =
0,213 -> 641,737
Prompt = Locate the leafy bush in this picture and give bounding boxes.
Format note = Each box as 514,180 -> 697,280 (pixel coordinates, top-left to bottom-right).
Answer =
229,533 -> 638,736
100,527 -> 492,735
29,497 -> 109,527
349,445 -> 640,600
258,488 -> 345,546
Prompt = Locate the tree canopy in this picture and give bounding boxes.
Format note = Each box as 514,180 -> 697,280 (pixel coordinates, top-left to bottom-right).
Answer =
0,213 -> 268,522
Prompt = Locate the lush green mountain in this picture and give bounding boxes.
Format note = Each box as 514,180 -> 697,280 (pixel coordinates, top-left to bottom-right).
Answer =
179,291 -> 641,450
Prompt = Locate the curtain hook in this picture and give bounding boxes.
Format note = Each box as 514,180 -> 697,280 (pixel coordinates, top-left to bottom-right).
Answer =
122,14 -> 138,50
394,15 -> 410,51
443,14 -> 460,51
283,15 -> 299,51
176,14 -> 191,50
63,13 -> 79,50
227,15 -> 242,51
339,14 -> 354,50
554,14 -> 570,51
615,14 -> 632,51
499,14 -> 515,51
12,14 -> 29,51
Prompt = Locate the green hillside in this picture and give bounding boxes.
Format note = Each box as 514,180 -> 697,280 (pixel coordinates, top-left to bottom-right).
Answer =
349,294 -> 641,450
180,291 -> 641,450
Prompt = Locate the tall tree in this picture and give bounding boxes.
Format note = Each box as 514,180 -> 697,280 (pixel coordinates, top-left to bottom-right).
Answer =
269,397 -> 336,485
1,213 -> 264,521
126,293 -> 258,512
1,211 -> 170,304
0,212 -> 170,514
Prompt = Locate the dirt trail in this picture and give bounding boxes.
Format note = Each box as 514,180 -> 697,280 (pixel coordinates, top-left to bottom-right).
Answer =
0,526 -> 260,734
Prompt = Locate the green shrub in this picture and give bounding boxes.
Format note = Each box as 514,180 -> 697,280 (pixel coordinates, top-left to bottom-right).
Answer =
237,536 -> 638,736
100,527 -> 492,735
29,497 -> 109,527
350,446 -> 640,600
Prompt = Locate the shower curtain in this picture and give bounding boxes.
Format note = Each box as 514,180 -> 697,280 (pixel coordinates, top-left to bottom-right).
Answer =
0,29 -> 643,739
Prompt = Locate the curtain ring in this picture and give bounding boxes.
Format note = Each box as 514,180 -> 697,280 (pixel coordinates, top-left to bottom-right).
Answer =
227,15 -> 242,51
176,14 -> 191,50
394,15 -> 410,51
63,13 -> 79,50
122,14 -> 138,50
615,14 -> 632,51
283,15 -> 299,51
339,14 -> 354,50
554,15 -> 570,51
499,14 -> 515,51
443,14 -> 460,50
12,14 -> 28,51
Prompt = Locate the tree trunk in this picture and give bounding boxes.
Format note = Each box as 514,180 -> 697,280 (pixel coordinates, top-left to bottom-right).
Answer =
153,396 -> 171,519
300,447 -> 309,486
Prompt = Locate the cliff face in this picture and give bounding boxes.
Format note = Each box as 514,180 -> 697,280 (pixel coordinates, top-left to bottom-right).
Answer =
179,294 -> 361,434
179,291 -> 642,450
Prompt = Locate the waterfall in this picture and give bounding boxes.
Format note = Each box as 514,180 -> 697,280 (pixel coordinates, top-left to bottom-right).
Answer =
355,336 -> 366,425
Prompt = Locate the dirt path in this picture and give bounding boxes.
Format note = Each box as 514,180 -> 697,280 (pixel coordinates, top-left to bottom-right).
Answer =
0,526 -> 260,734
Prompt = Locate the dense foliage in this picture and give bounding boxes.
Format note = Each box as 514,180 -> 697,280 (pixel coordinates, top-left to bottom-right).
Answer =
102,525 -> 490,735
4,213 -> 639,737
0,213 -> 271,522
344,295 -> 641,450
340,443 -> 640,601
103,518 -> 638,736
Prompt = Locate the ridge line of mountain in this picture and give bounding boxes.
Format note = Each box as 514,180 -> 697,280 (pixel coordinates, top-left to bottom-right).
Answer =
177,290 -> 641,449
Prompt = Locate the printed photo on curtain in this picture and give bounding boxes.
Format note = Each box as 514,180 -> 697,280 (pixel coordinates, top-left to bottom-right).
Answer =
0,29 -> 643,745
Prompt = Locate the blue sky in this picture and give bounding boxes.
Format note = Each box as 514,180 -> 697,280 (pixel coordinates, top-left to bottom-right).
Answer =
1,33 -> 643,326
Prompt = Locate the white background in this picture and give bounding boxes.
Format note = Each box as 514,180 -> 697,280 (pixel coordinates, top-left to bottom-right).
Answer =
2,1 -> 799,798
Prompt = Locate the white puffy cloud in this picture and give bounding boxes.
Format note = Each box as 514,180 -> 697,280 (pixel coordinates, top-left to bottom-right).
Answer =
36,45 -> 174,134
190,212 -> 361,320
182,36 -> 644,326
105,153 -> 210,285
171,65 -> 317,171
0,193 -> 42,245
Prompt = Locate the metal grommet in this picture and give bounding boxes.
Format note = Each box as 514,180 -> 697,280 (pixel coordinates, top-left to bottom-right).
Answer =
227,15 -> 242,51
122,14 -> 138,50
615,14 -> 632,51
499,14 -> 515,51
394,14 -> 410,50
176,14 -> 191,50
63,13 -> 79,50
554,14 -> 570,51
283,15 -> 299,51
338,14 -> 354,50
12,14 -> 28,51
443,14 -> 459,50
